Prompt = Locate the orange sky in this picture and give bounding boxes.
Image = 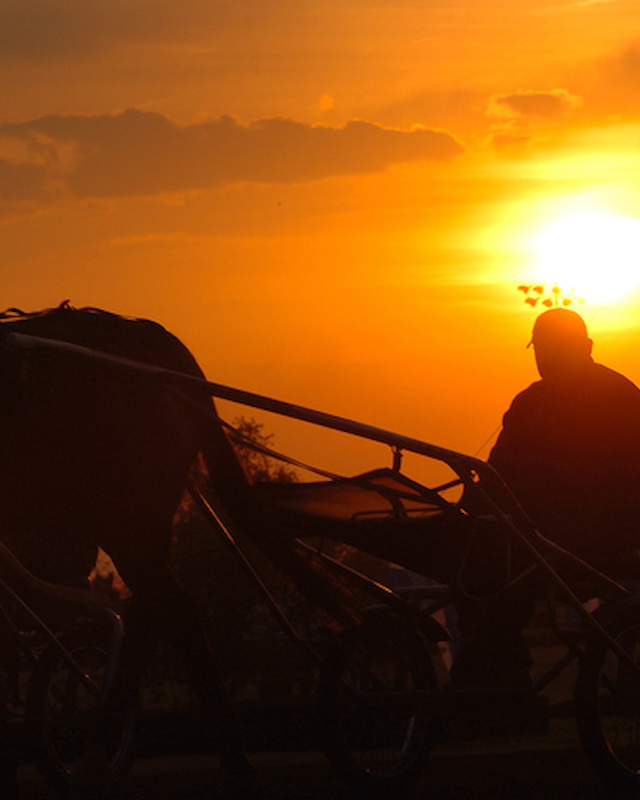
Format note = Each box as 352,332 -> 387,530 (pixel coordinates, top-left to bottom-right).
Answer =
3,0 -> 640,477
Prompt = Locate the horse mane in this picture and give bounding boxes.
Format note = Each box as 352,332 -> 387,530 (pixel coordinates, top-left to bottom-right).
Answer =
0,300 -> 149,326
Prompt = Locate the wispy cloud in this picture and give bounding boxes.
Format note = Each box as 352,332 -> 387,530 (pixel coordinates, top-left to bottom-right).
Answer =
570,0 -> 617,8
484,88 -> 582,149
488,89 -> 582,120
0,0 -> 217,62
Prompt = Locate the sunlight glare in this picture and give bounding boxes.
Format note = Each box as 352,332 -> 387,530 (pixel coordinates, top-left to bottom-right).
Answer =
533,211 -> 640,303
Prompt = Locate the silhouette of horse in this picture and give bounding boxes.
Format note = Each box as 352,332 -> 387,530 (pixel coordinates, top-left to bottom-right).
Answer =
0,303 -> 255,794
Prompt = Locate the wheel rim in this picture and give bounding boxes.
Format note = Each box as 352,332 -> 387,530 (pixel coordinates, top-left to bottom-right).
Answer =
595,624 -> 640,778
327,627 -> 431,780
39,643 -> 134,782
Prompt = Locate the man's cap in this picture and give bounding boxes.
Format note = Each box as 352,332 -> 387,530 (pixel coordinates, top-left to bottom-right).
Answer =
527,308 -> 589,348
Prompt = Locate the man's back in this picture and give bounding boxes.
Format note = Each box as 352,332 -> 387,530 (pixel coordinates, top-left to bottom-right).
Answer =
490,360 -> 640,571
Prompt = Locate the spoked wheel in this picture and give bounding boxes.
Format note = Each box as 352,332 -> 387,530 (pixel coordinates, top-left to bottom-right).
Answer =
25,623 -> 136,795
318,610 -> 437,794
575,602 -> 640,792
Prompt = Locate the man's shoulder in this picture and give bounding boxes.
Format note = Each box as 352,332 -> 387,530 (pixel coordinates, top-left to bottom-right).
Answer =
592,362 -> 640,394
511,364 -> 640,400
505,380 -> 546,412
588,364 -> 640,415
500,363 -> 640,425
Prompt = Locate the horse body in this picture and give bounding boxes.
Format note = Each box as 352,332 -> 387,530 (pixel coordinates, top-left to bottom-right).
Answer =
0,304 -> 252,791
0,306 -> 209,581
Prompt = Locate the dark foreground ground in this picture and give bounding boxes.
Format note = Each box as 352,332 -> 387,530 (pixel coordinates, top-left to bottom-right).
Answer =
13,698 -> 619,800
14,720 -> 612,800
12,640 -> 627,800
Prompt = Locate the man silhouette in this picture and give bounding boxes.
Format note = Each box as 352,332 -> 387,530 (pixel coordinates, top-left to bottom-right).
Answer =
489,308 -> 640,577
448,309 -> 640,691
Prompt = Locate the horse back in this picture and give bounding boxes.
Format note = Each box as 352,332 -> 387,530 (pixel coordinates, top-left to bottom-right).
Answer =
0,304 -> 248,583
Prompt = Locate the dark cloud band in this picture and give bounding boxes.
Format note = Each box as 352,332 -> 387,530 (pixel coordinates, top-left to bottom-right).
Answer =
0,110 -> 464,203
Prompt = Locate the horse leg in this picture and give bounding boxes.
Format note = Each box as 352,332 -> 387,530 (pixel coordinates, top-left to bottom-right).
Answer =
115,563 -> 251,770
0,618 -> 19,799
0,684 -> 17,800
71,561 -> 255,798
157,568 -> 254,776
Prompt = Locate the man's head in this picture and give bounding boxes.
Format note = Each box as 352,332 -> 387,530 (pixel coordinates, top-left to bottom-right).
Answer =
529,308 -> 593,380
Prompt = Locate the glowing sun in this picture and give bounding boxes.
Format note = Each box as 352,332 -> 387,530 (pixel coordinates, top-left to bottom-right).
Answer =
533,211 -> 640,303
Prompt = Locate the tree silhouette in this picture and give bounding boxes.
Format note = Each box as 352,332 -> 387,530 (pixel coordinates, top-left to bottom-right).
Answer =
229,416 -> 298,483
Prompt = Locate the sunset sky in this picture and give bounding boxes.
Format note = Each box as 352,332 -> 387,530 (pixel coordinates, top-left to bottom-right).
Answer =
3,0 -> 640,477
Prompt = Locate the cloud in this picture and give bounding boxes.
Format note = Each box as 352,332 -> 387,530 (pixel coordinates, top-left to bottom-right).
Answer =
600,39 -> 640,101
488,89 -> 582,120
0,0 -> 135,61
572,40 -> 640,121
0,110 -> 464,203
0,159 -> 50,202
0,0 -> 215,62
483,88 -> 582,151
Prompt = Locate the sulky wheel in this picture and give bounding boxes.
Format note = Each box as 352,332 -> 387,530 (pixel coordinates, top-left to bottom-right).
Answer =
25,621 -> 136,795
317,609 -> 437,794
575,600 -> 640,792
